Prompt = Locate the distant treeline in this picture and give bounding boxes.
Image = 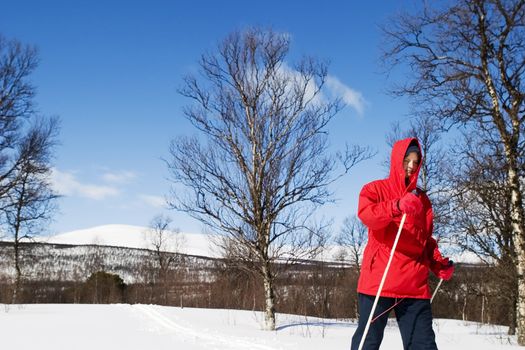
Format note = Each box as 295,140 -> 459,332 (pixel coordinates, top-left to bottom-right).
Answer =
0,241 -> 512,328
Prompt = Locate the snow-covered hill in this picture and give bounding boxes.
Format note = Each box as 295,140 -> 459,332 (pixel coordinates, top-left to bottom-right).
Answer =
41,224 -> 480,264
44,224 -> 218,258
0,304 -> 518,350
0,241 -> 217,284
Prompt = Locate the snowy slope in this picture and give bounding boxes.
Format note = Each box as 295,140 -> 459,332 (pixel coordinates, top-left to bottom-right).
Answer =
43,224 -> 479,263
0,304 -> 518,350
44,224 -> 217,257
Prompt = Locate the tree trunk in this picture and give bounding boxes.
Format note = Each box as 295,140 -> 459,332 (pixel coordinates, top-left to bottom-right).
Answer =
462,297 -> 467,321
509,295 -> 517,336
513,229 -> 525,345
462,286 -> 468,321
11,241 -> 21,304
261,263 -> 276,331
11,201 -> 23,305
508,164 -> 525,345
501,142 -> 525,343
481,295 -> 485,324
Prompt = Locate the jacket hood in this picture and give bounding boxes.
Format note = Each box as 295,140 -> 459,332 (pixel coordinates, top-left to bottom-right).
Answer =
389,137 -> 422,195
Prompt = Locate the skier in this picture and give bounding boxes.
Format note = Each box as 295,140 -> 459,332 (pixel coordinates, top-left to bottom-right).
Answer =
351,137 -> 454,350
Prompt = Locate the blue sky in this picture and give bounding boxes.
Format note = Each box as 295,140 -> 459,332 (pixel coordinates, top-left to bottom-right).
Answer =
0,0 -> 414,234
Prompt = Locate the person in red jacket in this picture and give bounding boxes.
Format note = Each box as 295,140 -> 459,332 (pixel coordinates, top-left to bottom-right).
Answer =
350,137 -> 454,350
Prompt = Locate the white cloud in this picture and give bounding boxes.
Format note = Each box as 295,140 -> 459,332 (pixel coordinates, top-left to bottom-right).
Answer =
102,170 -> 137,184
138,194 -> 166,208
51,168 -> 120,200
275,64 -> 366,116
326,75 -> 366,116
277,62 -> 324,106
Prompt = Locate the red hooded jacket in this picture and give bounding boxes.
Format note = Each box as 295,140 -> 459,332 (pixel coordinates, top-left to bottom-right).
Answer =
357,138 -> 448,299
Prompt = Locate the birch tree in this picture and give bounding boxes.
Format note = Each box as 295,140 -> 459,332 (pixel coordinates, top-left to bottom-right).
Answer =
167,28 -> 372,330
0,34 -> 59,304
0,34 -> 38,200
382,0 -> 525,343
143,214 -> 185,304
335,215 -> 367,272
450,130 -> 519,333
4,118 -> 59,304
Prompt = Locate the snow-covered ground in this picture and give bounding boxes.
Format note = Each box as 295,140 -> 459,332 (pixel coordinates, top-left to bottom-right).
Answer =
0,303 -> 519,350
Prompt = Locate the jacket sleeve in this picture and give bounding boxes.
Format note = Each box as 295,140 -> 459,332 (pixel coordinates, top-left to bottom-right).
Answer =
425,236 -> 450,276
358,182 -> 399,231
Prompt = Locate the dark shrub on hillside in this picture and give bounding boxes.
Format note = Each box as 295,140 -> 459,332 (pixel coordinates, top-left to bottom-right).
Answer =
81,271 -> 126,304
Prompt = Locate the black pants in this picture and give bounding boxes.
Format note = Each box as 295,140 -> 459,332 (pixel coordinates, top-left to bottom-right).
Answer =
351,293 -> 438,350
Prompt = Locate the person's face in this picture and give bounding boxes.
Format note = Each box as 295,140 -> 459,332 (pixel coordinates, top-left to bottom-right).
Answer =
403,152 -> 420,178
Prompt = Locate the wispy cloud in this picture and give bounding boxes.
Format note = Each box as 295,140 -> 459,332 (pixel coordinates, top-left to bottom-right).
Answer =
325,75 -> 366,116
102,170 -> 137,184
276,64 -> 366,116
138,194 -> 166,208
277,62 -> 323,106
51,168 -> 120,200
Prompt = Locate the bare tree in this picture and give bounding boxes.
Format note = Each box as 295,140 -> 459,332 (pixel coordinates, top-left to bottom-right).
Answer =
167,28 -> 373,330
334,215 -> 367,272
0,34 -> 39,200
143,214 -> 185,304
382,1 -> 525,342
0,35 -> 59,304
3,118 -> 59,304
334,215 -> 367,320
449,130 -> 518,333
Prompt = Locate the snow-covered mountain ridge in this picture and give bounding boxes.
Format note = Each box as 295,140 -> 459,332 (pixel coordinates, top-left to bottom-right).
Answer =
41,224 -> 480,264
43,224 -> 216,258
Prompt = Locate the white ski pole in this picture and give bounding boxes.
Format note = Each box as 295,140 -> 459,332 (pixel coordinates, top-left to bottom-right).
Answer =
357,213 -> 407,350
430,278 -> 444,304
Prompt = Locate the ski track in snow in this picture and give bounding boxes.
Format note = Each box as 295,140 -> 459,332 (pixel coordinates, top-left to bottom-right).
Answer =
132,304 -> 281,350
